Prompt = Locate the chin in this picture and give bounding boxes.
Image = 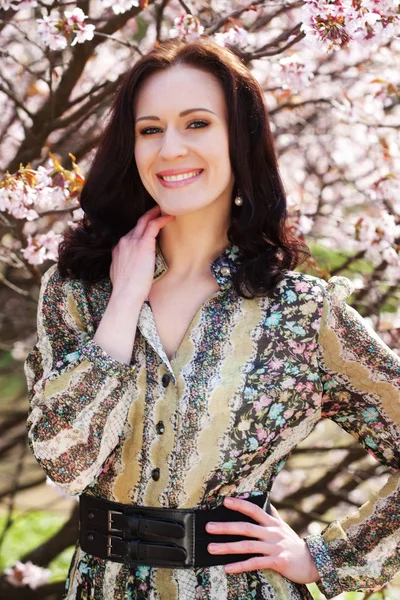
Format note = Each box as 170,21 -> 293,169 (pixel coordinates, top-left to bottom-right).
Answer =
160,198 -> 214,216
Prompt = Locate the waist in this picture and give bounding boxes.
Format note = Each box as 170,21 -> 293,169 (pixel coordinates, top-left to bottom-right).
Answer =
79,492 -> 271,569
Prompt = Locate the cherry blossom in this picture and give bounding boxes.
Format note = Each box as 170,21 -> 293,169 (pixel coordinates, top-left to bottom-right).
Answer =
22,230 -> 63,265
169,13 -> 205,42
4,561 -> 51,589
101,0 -> 139,15
214,26 -> 248,49
37,7 -> 95,50
301,0 -> 400,51
0,0 -> 38,10
270,53 -> 315,94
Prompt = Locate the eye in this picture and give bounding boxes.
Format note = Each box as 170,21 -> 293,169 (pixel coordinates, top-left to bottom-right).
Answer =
139,120 -> 209,136
139,126 -> 161,135
188,120 -> 209,129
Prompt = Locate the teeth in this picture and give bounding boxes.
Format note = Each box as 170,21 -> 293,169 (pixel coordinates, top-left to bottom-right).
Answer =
160,170 -> 202,182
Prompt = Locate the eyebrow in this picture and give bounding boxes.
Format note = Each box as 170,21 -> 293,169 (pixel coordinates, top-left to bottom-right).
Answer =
135,108 -> 216,123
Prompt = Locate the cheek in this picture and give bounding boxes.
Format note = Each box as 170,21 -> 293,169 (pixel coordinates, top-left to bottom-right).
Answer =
134,143 -> 153,177
209,131 -> 231,170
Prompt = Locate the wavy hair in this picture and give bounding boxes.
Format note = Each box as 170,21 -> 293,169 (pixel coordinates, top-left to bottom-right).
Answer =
58,37 -> 310,298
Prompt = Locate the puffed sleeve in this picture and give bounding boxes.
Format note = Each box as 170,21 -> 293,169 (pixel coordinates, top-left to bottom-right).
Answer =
304,275 -> 400,598
25,264 -> 137,495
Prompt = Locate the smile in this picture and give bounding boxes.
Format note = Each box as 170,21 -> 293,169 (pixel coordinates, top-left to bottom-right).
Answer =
158,170 -> 202,182
157,169 -> 204,188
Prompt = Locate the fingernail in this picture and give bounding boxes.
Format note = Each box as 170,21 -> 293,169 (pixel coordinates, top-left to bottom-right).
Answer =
224,497 -> 234,505
207,523 -> 217,531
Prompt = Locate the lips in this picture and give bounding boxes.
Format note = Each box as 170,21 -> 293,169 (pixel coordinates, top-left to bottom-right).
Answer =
156,169 -> 204,188
156,168 -> 204,178
157,170 -> 203,182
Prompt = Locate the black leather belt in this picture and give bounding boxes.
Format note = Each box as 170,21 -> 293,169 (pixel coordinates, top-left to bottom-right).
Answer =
80,492 -> 271,569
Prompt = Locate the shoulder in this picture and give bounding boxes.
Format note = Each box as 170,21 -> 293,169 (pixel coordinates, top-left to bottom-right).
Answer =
39,264 -> 91,317
40,264 -> 111,331
274,270 -> 355,307
39,263 -> 84,301
40,264 -> 110,297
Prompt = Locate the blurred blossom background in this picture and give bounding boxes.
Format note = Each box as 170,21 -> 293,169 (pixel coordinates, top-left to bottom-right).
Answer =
0,0 -> 399,598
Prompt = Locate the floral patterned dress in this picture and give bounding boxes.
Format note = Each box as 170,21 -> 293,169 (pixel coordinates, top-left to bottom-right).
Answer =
25,243 -> 400,600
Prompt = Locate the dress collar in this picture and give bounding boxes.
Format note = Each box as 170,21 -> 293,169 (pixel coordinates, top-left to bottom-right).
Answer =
154,241 -> 241,291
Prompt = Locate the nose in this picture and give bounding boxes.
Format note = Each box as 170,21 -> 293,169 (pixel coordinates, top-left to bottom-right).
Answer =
158,126 -> 188,160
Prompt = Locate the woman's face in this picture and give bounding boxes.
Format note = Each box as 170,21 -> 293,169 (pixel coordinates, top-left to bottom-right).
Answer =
133,65 -> 234,217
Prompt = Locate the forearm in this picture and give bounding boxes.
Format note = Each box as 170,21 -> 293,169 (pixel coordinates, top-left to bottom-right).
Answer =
25,272 -> 142,493
93,289 -> 144,365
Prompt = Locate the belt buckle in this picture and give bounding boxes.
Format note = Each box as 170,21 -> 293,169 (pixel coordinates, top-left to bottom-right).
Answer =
108,509 -> 123,534
107,534 -> 121,558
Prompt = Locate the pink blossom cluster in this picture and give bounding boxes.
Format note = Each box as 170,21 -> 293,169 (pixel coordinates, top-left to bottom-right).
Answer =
4,561 -> 51,589
270,53 -> 315,94
37,7 -> 95,50
101,0 -> 139,15
302,0 -> 400,51
353,210 -> 400,266
214,25 -> 248,48
0,159 -> 75,221
0,0 -> 39,10
0,154 -> 83,264
22,230 -> 63,265
169,14 -> 205,42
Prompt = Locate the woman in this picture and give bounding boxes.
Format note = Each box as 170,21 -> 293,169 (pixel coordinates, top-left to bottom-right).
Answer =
25,38 -> 400,600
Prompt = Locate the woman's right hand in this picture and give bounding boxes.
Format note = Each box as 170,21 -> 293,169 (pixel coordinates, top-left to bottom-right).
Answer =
110,205 -> 175,301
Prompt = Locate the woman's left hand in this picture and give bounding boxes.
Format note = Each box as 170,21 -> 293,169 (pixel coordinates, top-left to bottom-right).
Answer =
206,497 -> 320,584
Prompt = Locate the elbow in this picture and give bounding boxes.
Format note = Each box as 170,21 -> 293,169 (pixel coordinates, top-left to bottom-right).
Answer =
27,424 -> 99,496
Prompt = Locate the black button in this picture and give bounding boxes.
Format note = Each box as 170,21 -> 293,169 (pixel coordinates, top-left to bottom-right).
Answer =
162,374 -> 171,387
156,421 -> 165,435
88,512 -> 94,520
87,534 -> 94,541
151,468 -> 160,481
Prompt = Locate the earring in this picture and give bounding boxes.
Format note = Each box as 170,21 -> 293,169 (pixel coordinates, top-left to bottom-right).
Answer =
234,192 -> 243,206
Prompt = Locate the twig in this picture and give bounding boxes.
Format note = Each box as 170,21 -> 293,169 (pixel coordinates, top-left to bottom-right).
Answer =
0,82 -> 35,120
53,73 -> 124,129
177,0 -> 191,14
155,0 -> 170,41
0,272 -> 29,296
93,30 -> 143,54
269,98 -> 333,116
250,30 -> 306,59
37,205 -> 80,218
207,0 -> 268,36
0,436 -> 28,552
330,249 -> 367,276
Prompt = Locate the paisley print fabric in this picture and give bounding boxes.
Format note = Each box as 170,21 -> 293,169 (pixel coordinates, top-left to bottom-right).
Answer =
25,243 -> 400,599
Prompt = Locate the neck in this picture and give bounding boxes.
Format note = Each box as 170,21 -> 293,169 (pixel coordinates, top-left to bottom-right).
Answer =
157,207 -> 231,280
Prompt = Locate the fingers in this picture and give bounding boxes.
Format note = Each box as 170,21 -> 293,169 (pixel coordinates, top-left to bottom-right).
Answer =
268,504 -> 282,521
221,497 -> 273,527
143,214 -> 175,241
208,540 -> 276,556
224,555 -> 279,574
206,520 -> 268,540
129,205 -> 160,238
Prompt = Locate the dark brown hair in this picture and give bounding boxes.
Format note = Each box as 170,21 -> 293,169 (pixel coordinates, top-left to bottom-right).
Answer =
58,37 -> 310,298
